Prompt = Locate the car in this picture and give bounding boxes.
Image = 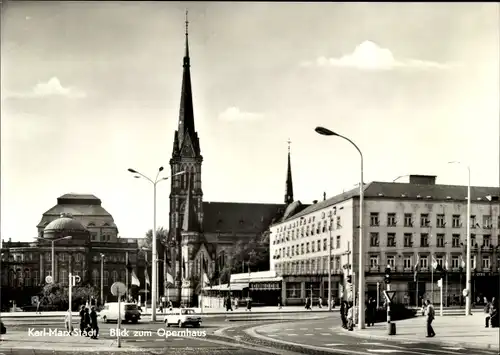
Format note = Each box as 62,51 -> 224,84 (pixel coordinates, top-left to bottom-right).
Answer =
164,308 -> 202,328
99,302 -> 141,323
1,321 -> 6,334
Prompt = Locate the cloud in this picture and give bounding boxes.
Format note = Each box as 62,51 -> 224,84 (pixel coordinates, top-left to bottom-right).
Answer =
218,107 -> 264,121
4,77 -> 86,99
301,41 -> 454,71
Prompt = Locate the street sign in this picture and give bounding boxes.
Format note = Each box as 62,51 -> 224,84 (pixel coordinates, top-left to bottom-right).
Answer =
45,276 -> 53,284
72,275 -> 81,286
462,288 -> 469,297
437,279 -> 442,288
111,282 -> 127,297
386,291 -> 396,302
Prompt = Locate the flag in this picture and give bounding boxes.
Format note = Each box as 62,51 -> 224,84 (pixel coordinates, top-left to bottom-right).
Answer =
145,269 -> 150,286
445,256 -> 449,271
460,255 -> 466,268
414,255 -> 420,282
432,256 -> 438,270
131,271 -> 140,286
126,253 -> 133,272
201,258 -> 211,289
166,271 -> 174,285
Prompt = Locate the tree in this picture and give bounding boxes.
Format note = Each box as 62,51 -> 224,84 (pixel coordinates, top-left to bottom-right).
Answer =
40,283 -> 99,310
144,227 -> 169,250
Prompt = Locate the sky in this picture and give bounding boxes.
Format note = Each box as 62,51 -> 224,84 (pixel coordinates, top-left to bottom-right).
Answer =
1,2 -> 499,242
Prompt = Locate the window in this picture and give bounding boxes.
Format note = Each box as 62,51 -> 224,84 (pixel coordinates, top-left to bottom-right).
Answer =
471,215 -> 477,228
471,234 -> 476,246
404,213 -> 413,227
59,253 -> 66,262
436,256 -> 443,267
335,256 -> 340,270
336,216 -> 341,228
420,214 -> 430,227
91,232 -> 97,241
306,226 -> 310,236
387,233 -> 396,247
311,226 -> 315,236
301,244 -> 304,254
104,271 -> 109,286
370,256 -> 379,268
404,233 -> 413,247
403,257 -> 412,270
370,233 -> 379,247
24,269 -> 31,287
323,238 -> 327,251
386,255 -> 395,269
420,256 -> 428,269
452,256 -> 459,269
316,240 -> 320,252
452,215 -> 461,228
387,213 -> 397,227
33,271 -> 39,286
370,213 -> 380,226
336,236 -> 340,249
60,269 -> 68,285
436,214 -> 446,228
287,246 -> 290,256
483,235 -> 491,247
436,234 -> 445,247
322,221 -> 327,233
482,256 -> 490,269
112,270 -> 118,282
306,242 -> 310,253
75,254 -> 83,262
471,257 -> 476,269
452,234 -> 460,247
46,253 -> 51,262
420,233 -> 429,247
483,215 -> 492,229
120,271 -> 126,281
311,242 -> 315,253
286,282 -> 301,298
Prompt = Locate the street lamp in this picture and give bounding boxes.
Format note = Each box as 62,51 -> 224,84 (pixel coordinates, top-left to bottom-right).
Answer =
128,167 -> 185,321
315,126 -> 365,329
100,253 -> 105,305
448,161 -> 471,316
392,175 -> 409,182
328,218 -> 333,311
35,235 -> 72,283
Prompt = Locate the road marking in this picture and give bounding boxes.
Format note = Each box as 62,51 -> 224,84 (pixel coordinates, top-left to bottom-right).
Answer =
320,333 -> 330,336
285,328 -> 294,330
304,333 -> 313,335
324,343 -> 344,346
227,329 -> 235,332
442,348 -> 465,351
314,327 -> 323,330
402,341 -> 418,344
300,328 -> 308,330
155,339 -> 163,342
287,334 -> 298,336
364,342 -> 386,345
367,351 -> 401,353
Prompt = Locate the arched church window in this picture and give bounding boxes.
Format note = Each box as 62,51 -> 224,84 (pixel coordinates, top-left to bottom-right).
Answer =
103,271 -> 109,286
92,269 -> 99,285
112,270 -> 118,283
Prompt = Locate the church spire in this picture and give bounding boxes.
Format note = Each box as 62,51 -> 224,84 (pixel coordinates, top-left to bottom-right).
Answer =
182,173 -> 199,232
175,9 -> 200,156
285,139 -> 294,204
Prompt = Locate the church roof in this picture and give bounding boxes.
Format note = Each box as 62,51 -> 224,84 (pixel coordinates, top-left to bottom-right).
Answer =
202,201 -> 284,234
44,214 -> 87,232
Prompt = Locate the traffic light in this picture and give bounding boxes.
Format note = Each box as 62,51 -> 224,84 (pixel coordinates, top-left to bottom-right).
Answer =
384,266 -> 391,284
347,275 -> 352,284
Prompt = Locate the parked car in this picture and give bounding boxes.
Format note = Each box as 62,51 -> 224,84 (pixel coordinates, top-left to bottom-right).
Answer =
164,308 -> 202,328
1,321 -> 6,334
99,302 -> 141,323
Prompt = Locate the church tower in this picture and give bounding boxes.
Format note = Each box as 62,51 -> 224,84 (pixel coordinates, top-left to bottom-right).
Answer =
285,139 -> 294,204
169,11 -> 203,301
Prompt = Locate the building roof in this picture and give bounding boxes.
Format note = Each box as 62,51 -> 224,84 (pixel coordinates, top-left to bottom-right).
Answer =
202,201 -> 284,234
57,193 -> 102,205
44,215 -> 87,232
278,182 -> 500,225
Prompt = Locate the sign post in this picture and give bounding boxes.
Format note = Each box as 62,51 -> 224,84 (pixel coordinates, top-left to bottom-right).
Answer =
68,273 -> 80,333
111,282 -> 127,348
438,278 -> 443,317
383,289 -> 396,335
376,282 -> 380,308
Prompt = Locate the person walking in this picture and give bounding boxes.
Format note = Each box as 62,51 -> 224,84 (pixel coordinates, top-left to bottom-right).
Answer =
246,297 -> 252,311
225,296 -> 233,312
424,300 -> 436,337
277,296 -> 282,310
305,297 -> 311,310
366,297 -> 376,327
64,309 -> 73,334
79,305 -> 86,336
90,306 -> 99,339
36,299 -> 41,315
485,298 -> 492,327
490,297 -> 498,328
318,296 -> 323,309
347,302 -> 354,331
84,308 -> 91,337
340,300 -> 348,329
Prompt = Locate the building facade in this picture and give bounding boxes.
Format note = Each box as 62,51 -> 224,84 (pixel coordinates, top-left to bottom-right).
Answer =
165,16 -> 290,305
1,194 -> 148,310
270,175 -> 500,306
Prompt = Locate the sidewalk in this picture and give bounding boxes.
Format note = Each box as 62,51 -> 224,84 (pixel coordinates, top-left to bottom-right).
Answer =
1,306 -> 336,319
342,312 -> 499,351
0,330 -> 140,352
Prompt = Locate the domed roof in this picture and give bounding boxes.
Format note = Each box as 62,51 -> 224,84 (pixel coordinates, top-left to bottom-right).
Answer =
44,214 -> 87,232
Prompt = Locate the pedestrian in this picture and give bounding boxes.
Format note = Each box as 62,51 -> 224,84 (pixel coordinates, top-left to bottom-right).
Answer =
79,305 -> 86,336
168,300 -> 173,311
225,296 -> 233,312
36,299 -> 41,315
347,302 -> 354,331
305,297 -> 311,310
490,298 -> 498,328
277,296 -> 282,310
64,309 -> 73,334
84,308 -> 91,337
159,303 -> 163,313
485,298 -> 492,327
234,297 -> 239,309
340,300 -> 347,329
366,297 -> 375,327
424,300 -> 436,337
90,306 -> 99,339
246,297 -> 252,311
318,296 -> 323,309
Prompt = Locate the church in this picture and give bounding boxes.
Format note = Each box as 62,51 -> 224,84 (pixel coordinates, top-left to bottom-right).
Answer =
165,15 -> 303,305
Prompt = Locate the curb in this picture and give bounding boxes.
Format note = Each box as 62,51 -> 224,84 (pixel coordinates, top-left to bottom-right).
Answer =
336,326 -> 500,351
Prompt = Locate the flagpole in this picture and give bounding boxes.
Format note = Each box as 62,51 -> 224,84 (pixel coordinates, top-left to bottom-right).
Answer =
431,258 -> 434,304
126,251 -> 129,301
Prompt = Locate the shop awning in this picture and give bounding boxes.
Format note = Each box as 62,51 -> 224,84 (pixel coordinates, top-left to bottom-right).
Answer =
202,282 -> 249,291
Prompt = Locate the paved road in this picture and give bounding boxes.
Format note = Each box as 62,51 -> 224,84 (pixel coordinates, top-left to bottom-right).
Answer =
215,317 -> 498,355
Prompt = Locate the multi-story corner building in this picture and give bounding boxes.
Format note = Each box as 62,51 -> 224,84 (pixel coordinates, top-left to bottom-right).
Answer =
270,175 -> 500,306
0,193 -> 148,310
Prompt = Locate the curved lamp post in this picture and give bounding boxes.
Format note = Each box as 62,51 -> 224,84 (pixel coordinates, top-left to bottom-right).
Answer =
315,126 -> 365,329
35,235 -> 72,284
127,167 -> 185,321
448,161 -> 471,316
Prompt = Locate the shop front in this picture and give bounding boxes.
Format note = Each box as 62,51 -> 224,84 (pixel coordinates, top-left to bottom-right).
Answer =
249,281 -> 281,306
